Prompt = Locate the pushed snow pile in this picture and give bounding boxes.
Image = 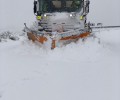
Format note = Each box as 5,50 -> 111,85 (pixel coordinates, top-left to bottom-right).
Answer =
0,28 -> 120,100
0,31 -> 19,42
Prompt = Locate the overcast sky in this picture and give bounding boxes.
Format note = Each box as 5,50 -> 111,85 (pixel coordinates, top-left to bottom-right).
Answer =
0,0 -> 120,31
88,0 -> 120,26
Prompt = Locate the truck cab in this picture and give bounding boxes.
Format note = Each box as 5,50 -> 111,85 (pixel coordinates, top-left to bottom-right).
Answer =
33,0 -> 90,32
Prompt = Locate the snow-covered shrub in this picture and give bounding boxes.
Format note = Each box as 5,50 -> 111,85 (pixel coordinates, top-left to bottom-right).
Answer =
0,31 -> 19,42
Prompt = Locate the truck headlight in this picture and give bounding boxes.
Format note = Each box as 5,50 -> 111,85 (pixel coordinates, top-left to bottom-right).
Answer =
44,14 -> 47,17
69,13 -> 76,17
70,14 -> 73,17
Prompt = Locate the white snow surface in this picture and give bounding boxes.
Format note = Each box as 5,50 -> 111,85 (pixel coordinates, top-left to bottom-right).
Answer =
0,29 -> 120,100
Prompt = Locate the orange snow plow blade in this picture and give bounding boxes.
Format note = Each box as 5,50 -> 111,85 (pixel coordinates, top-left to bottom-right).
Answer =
27,32 -> 47,43
27,31 -> 90,49
60,32 -> 90,40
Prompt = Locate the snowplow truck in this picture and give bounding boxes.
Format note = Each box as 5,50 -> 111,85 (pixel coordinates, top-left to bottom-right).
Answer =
25,0 -> 91,49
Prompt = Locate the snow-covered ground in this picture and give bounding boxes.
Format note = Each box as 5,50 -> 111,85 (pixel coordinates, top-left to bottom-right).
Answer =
0,28 -> 120,100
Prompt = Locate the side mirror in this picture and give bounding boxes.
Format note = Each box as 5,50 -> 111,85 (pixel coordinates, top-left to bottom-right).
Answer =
85,0 -> 90,14
34,1 -> 37,14
83,0 -> 90,15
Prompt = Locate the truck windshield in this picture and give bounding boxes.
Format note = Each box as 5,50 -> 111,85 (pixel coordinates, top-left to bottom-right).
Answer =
39,0 -> 83,13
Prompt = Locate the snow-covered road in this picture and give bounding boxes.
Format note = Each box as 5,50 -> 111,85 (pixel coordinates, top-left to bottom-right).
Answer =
0,29 -> 120,100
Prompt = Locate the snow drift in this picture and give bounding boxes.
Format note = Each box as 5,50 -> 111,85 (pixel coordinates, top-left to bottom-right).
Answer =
0,28 -> 120,100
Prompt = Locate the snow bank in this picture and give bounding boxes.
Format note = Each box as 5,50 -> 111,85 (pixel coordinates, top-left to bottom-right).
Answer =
0,28 -> 120,100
